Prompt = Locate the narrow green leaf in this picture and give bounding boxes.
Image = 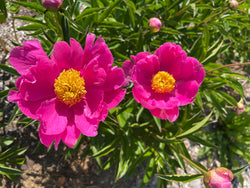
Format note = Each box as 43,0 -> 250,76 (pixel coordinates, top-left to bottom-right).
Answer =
13,16 -> 45,25
0,166 -> 23,176
176,112 -> 212,138
158,174 -> 203,183
153,115 -> 162,133
232,165 -> 250,176
75,7 -> 103,21
17,24 -> 42,31
98,0 -> 121,23
11,1 -> 45,13
0,64 -> 20,76
92,138 -> 118,158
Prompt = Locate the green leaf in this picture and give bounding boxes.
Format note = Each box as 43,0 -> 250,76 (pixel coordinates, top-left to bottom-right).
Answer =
75,7 -> 103,21
153,115 -> 162,133
176,112 -> 212,138
13,16 -> 45,25
17,24 -> 42,31
0,137 -> 15,147
0,64 -> 20,76
158,174 -> 203,183
0,166 -> 23,176
11,1 -> 45,13
91,138 -> 118,158
98,0 -> 121,23
0,0 -> 7,23
232,165 -> 250,176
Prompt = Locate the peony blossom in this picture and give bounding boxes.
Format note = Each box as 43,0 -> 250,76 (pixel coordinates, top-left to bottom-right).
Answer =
149,17 -> 162,33
122,43 -> 205,122
41,0 -> 64,11
229,0 -> 239,10
8,34 -> 126,149
204,167 -> 234,188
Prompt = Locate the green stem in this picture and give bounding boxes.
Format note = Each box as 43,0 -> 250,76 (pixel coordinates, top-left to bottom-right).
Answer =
207,62 -> 250,74
0,36 -> 8,52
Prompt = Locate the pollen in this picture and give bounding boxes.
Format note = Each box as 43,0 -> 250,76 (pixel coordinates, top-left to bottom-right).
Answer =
54,69 -> 86,106
151,71 -> 175,93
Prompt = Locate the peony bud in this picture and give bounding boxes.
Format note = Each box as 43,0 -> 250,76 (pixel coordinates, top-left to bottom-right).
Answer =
204,167 -> 233,188
236,102 -> 245,115
149,17 -> 162,33
229,0 -> 239,10
41,0 -> 64,12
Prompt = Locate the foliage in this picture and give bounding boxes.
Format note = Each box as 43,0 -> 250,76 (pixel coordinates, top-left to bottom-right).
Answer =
0,0 -> 249,187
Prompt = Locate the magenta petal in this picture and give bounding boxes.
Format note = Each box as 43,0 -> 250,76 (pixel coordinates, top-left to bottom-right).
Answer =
133,55 -> 160,87
69,38 -> 85,69
104,89 -> 126,109
175,81 -> 199,106
150,107 -> 179,122
122,60 -> 134,86
83,59 -> 106,88
51,41 -> 71,70
9,40 -> 48,75
82,34 -> 113,69
154,43 -> 187,75
130,52 -> 151,64
61,125 -> 81,148
38,99 -> 68,135
102,66 -> 125,91
38,128 -> 61,150
84,89 -> 107,120
8,90 -> 42,120
73,103 -> 99,137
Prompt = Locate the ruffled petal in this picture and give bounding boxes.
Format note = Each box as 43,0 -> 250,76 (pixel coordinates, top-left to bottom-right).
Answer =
150,107 -> 179,122
102,66 -> 125,91
9,40 -> 48,75
84,89 -> 107,120
38,98 -> 68,135
83,58 -> 106,88
38,128 -> 61,150
104,89 -> 126,109
61,124 -> 81,148
130,52 -> 151,64
154,43 -> 187,75
133,55 -> 160,86
174,81 -> 199,106
73,102 -> 99,137
82,34 -> 113,69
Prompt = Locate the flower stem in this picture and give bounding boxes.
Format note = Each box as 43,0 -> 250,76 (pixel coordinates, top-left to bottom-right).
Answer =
207,62 -> 250,74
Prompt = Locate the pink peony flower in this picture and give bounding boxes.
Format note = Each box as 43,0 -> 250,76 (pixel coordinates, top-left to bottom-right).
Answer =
205,167 -> 234,188
41,0 -> 64,11
8,34 -> 126,149
122,43 -> 205,122
149,17 -> 162,33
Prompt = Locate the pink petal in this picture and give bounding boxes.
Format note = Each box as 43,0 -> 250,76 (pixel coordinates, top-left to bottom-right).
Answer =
8,90 -> 42,120
82,34 -> 113,69
174,81 -> 199,106
83,58 -> 106,88
61,124 -> 81,148
154,43 -> 187,75
38,98 -> 68,135
102,66 -> 125,91
122,60 -> 134,86
150,107 -> 179,122
104,89 -> 126,109
84,89 -> 107,120
19,58 -> 58,101
130,52 -> 151,64
9,40 -> 48,75
73,102 -> 99,137
133,55 -> 160,86
38,129 -> 61,150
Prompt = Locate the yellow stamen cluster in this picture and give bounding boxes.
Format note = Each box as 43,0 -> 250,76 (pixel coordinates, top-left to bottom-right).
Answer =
151,71 -> 175,93
54,69 -> 86,106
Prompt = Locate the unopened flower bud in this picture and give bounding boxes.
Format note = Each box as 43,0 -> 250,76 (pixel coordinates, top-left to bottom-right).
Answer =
204,167 -> 233,188
149,18 -> 162,33
229,0 -> 239,10
42,0 -> 64,12
236,102 -> 245,114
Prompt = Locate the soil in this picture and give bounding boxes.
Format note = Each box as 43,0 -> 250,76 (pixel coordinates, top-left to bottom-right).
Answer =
1,6 -> 250,188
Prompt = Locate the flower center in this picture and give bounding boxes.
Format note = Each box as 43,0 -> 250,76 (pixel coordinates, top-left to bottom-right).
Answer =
54,69 -> 86,106
151,71 -> 175,93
